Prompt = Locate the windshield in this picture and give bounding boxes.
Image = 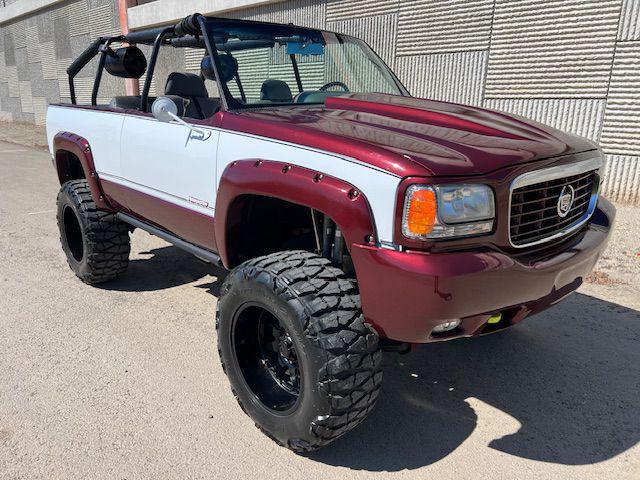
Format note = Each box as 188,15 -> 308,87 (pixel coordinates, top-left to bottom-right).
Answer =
204,19 -> 407,109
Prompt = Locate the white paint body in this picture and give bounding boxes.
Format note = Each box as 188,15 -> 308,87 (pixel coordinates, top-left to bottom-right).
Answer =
46,105 -> 401,243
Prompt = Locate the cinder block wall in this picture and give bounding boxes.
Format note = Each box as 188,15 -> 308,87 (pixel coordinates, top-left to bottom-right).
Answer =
1,0 -> 639,204
0,0 -> 125,124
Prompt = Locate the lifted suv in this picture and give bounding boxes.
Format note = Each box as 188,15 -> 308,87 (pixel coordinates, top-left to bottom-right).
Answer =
46,14 -> 614,451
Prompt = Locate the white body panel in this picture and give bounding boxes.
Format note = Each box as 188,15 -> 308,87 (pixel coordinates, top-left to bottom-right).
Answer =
216,131 -> 400,243
46,106 -> 125,177
46,106 -> 401,243
118,115 -> 220,217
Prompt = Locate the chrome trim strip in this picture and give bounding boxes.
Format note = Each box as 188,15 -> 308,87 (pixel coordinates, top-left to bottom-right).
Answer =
511,156 -> 602,190
508,155 -> 602,249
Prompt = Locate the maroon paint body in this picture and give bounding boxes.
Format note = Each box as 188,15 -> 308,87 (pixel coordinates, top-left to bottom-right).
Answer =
353,197 -> 614,343
218,93 -> 597,177
214,160 -> 374,267
101,179 -> 218,251
52,91 -> 614,343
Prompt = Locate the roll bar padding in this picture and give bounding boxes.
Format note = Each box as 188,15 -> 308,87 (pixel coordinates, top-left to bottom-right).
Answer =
66,38 -> 104,77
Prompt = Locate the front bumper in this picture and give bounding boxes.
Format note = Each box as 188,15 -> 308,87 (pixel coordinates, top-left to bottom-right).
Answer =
351,196 -> 615,343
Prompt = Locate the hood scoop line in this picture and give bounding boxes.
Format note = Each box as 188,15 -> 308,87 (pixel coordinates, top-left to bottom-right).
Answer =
325,95 -> 531,141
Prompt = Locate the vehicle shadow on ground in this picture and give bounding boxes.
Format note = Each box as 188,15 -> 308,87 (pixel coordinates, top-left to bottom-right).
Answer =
96,245 -> 223,292
98,246 -> 640,471
309,293 -> 640,471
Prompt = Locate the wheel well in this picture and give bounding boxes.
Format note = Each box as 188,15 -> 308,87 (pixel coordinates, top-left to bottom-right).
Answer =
225,195 -> 353,273
55,150 -> 85,185
225,195 -> 316,266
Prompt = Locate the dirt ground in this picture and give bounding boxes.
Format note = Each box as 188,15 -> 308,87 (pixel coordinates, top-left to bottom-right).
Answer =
0,121 -> 48,150
0,139 -> 639,480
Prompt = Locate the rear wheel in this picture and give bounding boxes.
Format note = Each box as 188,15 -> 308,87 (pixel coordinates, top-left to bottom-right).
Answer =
216,250 -> 382,452
57,180 -> 130,284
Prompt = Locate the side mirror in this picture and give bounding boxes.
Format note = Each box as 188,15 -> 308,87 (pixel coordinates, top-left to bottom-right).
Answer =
151,96 -> 212,141
151,96 -> 184,123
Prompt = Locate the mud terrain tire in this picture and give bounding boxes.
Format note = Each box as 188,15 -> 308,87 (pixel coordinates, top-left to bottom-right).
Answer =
57,180 -> 130,284
216,250 -> 382,452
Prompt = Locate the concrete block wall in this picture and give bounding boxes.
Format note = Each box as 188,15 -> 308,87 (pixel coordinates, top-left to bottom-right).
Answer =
1,0 -> 639,204
0,0 -> 123,124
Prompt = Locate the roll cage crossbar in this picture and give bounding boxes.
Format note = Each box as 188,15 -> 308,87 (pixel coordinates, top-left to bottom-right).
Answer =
66,13 -> 312,112
66,14 -> 409,111
66,14 -> 300,111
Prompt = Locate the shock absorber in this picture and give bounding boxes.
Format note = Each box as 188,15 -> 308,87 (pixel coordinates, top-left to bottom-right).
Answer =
320,215 -> 344,267
321,215 -> 334,260
332,226 -> 344,266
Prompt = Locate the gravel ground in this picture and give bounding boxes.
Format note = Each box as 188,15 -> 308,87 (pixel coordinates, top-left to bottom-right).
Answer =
590,203 -> 640,288
0,141 -> 639,480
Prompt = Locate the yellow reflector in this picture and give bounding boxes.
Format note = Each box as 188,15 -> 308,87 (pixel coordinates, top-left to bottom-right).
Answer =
488,313 -> 502,324
406,188 -> 437,236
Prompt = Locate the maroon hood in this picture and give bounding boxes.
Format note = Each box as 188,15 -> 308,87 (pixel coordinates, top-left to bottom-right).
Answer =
219,93 -> 597,177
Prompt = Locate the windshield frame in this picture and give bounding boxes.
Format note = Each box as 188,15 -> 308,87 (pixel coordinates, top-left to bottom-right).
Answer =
202,17 -> 410,111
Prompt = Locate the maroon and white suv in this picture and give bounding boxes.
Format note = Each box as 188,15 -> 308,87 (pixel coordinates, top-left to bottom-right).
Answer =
46,14 -> 615,451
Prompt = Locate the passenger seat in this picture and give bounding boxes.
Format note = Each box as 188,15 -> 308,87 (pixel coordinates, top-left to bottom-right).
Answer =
260,80 -> 293,103
164,72 -> 220,119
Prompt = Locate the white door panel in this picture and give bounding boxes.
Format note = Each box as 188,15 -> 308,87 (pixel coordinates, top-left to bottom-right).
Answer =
216,131 -> 400,243
121,116 -> 219,212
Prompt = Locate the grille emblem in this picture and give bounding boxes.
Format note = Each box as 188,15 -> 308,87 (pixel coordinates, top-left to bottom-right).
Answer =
557,185 -> 575,218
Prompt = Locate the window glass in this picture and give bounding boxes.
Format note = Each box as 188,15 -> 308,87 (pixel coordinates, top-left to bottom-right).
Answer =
205,21 -> 405,108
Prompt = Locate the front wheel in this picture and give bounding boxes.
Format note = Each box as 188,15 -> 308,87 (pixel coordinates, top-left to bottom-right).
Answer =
216,251 -> 382,452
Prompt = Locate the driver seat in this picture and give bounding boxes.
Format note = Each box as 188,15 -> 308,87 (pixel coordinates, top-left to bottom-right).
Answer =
164,72 -> 220,119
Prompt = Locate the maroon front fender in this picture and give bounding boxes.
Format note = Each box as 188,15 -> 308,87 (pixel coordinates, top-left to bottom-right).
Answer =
214,160 -> 376,268
53,132 -> 111,210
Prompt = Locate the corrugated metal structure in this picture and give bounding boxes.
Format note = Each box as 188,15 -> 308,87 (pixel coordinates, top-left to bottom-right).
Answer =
1,0 -> 639,203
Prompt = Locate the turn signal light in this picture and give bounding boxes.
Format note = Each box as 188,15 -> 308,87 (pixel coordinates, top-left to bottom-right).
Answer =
404,186 -> 437,236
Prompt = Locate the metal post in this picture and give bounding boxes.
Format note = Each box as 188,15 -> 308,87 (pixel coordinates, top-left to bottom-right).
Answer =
118,0 -> 140,96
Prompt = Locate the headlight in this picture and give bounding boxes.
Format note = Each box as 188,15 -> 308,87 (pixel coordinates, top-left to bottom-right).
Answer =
402,184 -> 495,240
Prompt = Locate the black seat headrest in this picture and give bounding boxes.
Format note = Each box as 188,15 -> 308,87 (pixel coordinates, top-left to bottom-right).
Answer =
260,80 -> 292,103
202,54 -> 237,83
165,72 -> 208,98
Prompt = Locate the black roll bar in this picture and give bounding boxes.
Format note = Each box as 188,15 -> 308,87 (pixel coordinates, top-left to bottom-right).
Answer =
123,26 -> 170,45
132,14 -> 204,110
139,26 -> 174,111
66,37 -> 105,104
91,38 -> 123,106
66,13 -> 205,108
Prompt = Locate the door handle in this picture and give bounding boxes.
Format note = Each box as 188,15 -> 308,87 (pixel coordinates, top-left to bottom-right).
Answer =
187,128 -> 212,142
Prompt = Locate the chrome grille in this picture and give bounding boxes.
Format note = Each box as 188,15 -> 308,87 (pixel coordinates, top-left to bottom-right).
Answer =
509,159 -> 600,248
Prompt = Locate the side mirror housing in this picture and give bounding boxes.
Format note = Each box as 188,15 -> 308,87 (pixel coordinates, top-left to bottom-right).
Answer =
151,96 -> 185,123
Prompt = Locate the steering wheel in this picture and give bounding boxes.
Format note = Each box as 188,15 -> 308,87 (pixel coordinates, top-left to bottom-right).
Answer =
319,81 -> 350,92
